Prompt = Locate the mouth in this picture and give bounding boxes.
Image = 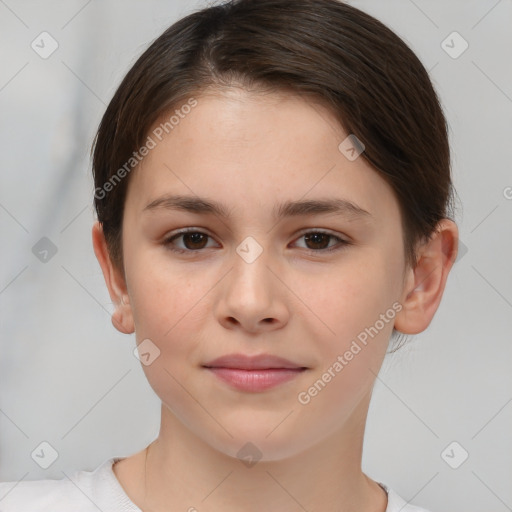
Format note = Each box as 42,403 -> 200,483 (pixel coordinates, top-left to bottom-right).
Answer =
203,353 -> 306,370
202,353 -> 308,392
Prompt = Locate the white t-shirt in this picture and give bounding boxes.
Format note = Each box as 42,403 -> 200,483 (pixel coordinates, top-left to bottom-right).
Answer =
0,457 -> 432,512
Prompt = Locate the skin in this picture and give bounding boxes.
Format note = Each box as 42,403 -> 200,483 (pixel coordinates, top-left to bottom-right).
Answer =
92,87 -> 458,512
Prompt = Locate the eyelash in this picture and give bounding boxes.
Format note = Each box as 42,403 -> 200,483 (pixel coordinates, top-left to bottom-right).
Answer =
162,228 -> 351,255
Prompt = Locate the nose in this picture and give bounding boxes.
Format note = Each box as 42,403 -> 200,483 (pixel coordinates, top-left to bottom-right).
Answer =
214,246 -> 290,334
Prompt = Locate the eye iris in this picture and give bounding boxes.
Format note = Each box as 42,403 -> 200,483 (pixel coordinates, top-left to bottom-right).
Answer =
183,232 -> 207,249
175,232 -> 336,252
305,233 -> 330,250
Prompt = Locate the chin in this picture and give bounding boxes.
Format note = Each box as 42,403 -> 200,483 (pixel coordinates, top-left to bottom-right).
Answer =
204,425 -> 316,464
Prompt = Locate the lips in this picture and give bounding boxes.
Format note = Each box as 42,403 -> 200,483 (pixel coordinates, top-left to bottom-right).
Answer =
202,353 -> 306,370
202,354 -> 308,392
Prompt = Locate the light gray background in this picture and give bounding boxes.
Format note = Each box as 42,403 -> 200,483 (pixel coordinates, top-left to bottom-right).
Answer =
1,1 -> 511,511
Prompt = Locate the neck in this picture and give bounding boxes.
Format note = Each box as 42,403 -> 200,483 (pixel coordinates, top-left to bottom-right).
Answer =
122,393 -> 387,512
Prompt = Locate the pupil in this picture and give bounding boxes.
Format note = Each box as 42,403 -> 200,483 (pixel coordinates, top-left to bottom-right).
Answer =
185,233 -> 206,249
181,233 -> 330,251
306,233 -> 328,249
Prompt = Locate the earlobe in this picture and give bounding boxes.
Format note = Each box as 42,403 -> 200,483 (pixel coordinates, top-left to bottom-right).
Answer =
91,221 -> 135,335
111,303 -> 135,335
394,219 -> 459,335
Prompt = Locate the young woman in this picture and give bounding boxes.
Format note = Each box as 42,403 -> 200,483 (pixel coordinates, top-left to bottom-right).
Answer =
0,0 -> 458,510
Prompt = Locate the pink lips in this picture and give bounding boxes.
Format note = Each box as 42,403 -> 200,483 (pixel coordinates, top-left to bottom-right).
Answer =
203,354 -> 307,392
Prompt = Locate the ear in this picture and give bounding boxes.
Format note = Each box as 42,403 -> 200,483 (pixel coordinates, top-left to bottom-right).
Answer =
92,221 -> 135,335
394,219 -> 459,335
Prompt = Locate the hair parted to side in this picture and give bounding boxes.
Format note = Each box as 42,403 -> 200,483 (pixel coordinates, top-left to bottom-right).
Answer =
91,0 -> 458,350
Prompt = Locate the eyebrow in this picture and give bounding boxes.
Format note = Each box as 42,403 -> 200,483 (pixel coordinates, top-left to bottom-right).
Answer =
143,194 -> 373,221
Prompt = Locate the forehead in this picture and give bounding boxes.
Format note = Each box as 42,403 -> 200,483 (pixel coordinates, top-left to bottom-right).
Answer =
124,88 -> 399,226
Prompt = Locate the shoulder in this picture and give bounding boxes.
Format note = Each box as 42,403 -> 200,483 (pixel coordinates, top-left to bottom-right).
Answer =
0,458 -> 139,512
381,483 -> 433,512
0,472 -> 99,512
0,475 -> 88,511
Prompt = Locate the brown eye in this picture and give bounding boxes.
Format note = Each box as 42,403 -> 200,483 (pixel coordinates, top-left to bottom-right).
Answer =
164,230 -> 216,253
293,231 -> 350,254
304,232 -> 332,250
164,229 -> 350,255
181,232 -> 209,250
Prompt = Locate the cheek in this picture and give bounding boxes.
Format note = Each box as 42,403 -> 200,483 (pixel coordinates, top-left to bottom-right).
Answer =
299,257 -> 399,406
128,265 -> 208,407
305,257 -> 396,338
131,275 -> 203,346
126,242 -> 203,332
294,271 -> 394,431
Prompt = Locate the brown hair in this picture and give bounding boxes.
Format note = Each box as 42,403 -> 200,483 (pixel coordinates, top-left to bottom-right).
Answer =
91,0 -> 457,347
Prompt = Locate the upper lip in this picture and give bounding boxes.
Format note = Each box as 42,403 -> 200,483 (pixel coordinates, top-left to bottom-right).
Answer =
203,353 -> 306,370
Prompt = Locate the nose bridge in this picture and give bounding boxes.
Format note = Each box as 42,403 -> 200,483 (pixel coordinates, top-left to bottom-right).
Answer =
220,234 -> 282,316
215,232 -> 288,330
231,234 -> 274,300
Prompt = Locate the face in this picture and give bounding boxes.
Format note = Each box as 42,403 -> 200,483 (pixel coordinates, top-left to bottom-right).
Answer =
113,88 -> 410,460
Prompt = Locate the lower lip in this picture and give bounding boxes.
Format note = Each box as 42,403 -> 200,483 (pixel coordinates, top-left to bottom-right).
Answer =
204,367 -> 306,392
